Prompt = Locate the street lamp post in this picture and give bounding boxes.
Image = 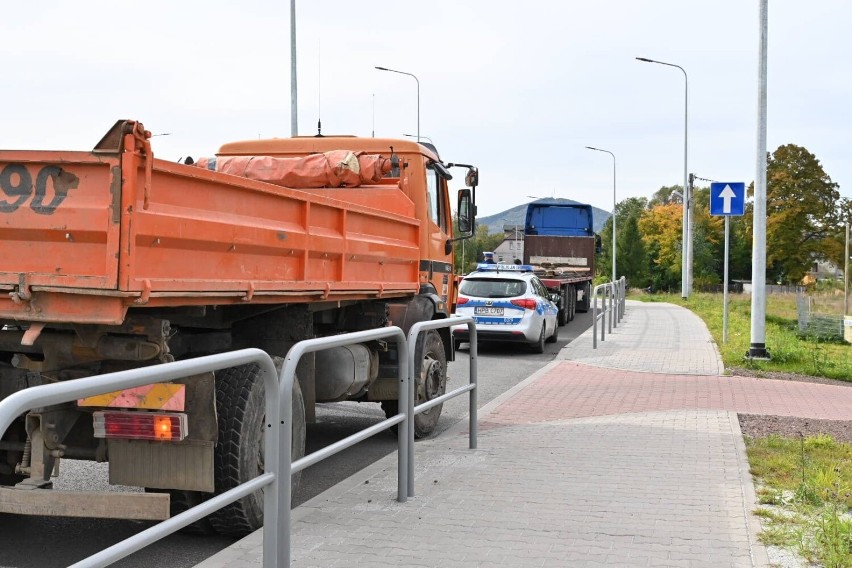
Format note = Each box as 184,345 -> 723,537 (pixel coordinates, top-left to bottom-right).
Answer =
290,0 -> 298,136
585,146 -> 617,283
636,56 -> 690,298
748,0 -> 771,359
375,66 -> 420,142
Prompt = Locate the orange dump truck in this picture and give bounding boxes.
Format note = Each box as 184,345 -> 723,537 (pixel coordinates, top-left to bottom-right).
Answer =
0,120 -> 478,535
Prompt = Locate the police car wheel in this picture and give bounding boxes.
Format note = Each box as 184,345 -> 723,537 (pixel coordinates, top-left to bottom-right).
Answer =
530,324 -> 546,353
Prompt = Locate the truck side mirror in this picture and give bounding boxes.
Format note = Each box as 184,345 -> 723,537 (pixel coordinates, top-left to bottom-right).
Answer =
464,168 -> 478,188
595,234 -> 603,254
457,189 -> 473,235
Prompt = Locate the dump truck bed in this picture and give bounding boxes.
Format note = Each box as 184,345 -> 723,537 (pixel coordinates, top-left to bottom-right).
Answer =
0,121 -> 420,325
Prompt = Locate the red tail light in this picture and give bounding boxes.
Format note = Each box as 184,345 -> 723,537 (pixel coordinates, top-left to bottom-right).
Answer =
93,411 -> 188,441
510,298 -> 538,310
457,296 -> 469,305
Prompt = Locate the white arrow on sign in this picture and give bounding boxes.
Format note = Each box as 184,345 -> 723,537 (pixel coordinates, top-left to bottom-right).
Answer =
719,184 -> 737,214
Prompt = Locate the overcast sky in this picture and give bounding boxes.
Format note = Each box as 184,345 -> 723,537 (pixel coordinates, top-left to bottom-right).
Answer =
2,1 -> 850,217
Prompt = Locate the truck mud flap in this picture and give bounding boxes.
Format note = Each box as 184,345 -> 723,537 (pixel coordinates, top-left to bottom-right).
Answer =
108,438 -> 214,493
0,487 -> 169,520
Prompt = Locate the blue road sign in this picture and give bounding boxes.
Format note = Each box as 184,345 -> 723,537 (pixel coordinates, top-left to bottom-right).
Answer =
710,182 -> 745,216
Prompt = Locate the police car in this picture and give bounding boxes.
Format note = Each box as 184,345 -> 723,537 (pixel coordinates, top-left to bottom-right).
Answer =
452,264 -> 559,353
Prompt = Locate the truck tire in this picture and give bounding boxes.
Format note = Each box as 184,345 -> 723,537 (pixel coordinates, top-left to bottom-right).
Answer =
557,287 -> 567,327
576,282 -> 591,313
145,488 -> 214,535
209,363 -> 306,537
381,330 -> 447,438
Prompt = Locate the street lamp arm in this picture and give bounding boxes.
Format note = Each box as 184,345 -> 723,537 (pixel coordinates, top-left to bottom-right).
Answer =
375,66 -> 420,142
585,146 -> 614,160
635,57 -> 687,81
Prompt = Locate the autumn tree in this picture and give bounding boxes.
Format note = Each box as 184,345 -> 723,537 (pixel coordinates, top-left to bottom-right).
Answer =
638,203 -> 683,291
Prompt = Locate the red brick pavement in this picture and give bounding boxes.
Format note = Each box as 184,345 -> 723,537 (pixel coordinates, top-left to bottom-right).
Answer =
486,361 -> 852,426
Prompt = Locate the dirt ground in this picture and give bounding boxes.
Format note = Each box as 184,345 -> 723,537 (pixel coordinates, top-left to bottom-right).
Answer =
731,367 -> 852,443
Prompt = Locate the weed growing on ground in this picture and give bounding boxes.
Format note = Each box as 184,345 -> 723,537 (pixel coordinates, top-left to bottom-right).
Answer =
746,435 -> 852,567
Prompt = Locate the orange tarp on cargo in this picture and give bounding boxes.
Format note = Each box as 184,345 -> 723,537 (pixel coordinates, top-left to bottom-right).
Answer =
193,151 -> 392,188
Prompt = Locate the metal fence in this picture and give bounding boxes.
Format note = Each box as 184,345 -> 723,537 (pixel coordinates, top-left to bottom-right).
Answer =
797,290 -> 846,339
592,277 -> 627,349
0,318 -> 479,568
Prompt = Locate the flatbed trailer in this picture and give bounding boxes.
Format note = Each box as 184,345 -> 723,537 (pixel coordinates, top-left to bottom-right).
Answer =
522,203 -> 599,325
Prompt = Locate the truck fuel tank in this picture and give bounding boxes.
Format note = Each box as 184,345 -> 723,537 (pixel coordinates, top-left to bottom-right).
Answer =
314,344 -> 378,402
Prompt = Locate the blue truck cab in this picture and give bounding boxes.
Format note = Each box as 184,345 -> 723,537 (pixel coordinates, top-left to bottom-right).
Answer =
524,202 -> 595,237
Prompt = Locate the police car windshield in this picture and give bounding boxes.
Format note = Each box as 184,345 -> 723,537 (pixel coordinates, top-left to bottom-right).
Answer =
459,278 -> 527,298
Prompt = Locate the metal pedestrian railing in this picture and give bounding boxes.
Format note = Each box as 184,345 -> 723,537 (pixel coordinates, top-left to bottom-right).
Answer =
0,319 -> 479,567
406,316 -> 477,497
0,348 -> 283,568
592,276 -> 627,349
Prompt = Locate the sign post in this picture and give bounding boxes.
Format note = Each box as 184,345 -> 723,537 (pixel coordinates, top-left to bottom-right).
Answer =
710,182 -> 745,343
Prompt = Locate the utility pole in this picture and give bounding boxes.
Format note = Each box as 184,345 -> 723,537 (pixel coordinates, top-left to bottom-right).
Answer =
687,173 -> 695,294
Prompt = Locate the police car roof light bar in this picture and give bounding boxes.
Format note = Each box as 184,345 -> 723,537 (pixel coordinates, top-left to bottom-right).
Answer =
475,263 -> 535,272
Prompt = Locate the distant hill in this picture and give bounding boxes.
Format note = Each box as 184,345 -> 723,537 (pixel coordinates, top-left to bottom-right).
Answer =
478,198 -> 611,235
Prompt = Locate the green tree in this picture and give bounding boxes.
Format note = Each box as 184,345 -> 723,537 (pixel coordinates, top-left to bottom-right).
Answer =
452,221 -> 504,274
822,197 -> 852,270
743,144 -> 843,283
689,186 -> 724,288
727,213 -> 753,282
648,185 -> 685,208
598,197 -> 651,287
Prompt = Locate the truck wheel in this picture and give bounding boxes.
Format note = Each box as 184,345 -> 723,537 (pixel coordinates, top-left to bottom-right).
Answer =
557,288 -> 568,326
576,282 -> 591,313
568,285 -> 576,322
145,489 -> 214,535
381,330 -> 447,438
209,363 -> 306,537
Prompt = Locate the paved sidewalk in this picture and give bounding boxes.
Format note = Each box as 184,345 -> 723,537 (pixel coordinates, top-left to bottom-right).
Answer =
196,301 -> 850,568
559,301 -> 724,375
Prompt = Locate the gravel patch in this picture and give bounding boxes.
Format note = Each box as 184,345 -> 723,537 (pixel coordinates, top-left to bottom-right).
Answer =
731,367 -> 852,443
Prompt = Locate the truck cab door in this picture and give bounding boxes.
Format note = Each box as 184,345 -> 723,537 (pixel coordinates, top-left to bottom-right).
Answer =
421,162 -> 454,312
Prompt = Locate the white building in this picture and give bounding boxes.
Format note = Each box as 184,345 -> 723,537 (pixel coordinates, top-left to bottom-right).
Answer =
494,225 -> 524,264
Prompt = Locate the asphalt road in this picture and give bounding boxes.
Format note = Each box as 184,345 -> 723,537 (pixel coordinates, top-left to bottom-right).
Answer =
0,311 -> 592,568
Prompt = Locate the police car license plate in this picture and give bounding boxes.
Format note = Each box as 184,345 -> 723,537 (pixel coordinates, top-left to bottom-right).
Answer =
474,307 -> 504,316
